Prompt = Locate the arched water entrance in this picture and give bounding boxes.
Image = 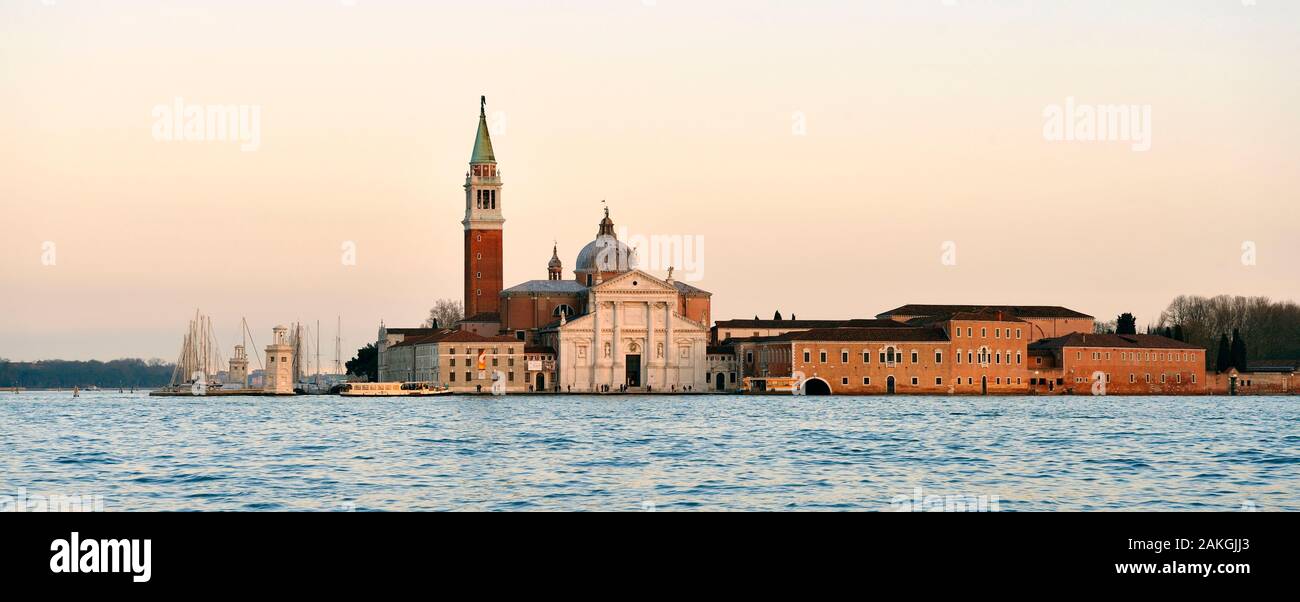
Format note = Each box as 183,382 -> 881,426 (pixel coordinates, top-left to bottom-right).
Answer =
803,378 -> 831,395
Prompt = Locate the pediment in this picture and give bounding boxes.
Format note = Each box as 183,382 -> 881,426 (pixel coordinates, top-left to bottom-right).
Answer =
591,269 -> 677,294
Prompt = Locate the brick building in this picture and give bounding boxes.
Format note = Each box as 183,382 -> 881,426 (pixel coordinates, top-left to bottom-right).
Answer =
1026,333 -> 1207,395
734,310 -> 1034,394
876,304 -> 1093,341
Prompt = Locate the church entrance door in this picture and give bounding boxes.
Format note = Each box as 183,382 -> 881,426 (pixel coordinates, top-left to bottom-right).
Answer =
625,355 -> 641,388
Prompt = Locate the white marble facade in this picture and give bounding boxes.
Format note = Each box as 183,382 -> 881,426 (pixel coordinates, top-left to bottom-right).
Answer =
557,270 -> 709,392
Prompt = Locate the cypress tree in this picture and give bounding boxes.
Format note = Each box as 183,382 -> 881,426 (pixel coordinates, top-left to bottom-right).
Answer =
1172,324 -> 1184,342
1215,334 -> 1232,373
1116,313 -> 1137,335
1231,329 -> 1249,372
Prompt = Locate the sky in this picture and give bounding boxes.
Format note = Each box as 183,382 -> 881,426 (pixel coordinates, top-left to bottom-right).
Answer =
1,0 -> 1298,362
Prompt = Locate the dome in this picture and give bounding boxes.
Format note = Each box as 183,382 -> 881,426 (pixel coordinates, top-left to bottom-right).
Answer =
575,235 -> 638,273
574,206 -> 638,275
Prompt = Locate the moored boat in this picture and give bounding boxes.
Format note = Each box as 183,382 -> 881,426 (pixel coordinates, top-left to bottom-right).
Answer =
340,382 -> 452,397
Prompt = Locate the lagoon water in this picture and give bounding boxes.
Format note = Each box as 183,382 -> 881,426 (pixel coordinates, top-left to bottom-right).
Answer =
1,392 -> 1296,511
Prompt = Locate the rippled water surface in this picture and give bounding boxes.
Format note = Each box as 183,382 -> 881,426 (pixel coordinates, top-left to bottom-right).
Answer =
2,392 -> 1297,511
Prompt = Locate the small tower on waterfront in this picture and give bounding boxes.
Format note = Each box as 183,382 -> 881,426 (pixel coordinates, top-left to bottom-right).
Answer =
264,325 -> 294,394
228,344 -> 249,388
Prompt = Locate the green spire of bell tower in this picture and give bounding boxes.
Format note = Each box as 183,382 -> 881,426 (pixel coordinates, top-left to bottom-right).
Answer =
470,95 -> 496,164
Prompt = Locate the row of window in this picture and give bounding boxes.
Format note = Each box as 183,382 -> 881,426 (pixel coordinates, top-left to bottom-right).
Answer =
800,347 -> 1023,366
1076,350 -> 1201,363
471,164 -> 497,177
956,348 -> 1022,366
448,370 -> 516,382
1070,373 -> 1199,385
449,357 -> 516,367
839,376 -> 1026,386
954,326 -> 1022,340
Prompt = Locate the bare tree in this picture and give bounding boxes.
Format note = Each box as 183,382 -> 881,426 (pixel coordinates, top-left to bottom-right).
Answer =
1158,295 -> 1300,366
422,299 -> 464,329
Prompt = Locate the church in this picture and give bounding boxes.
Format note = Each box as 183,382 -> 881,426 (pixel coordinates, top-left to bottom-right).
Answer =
445,97 -> 713,392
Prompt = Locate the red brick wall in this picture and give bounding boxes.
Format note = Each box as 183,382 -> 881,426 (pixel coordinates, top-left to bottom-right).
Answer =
501,293 -> 582,335
678,295 -> 710,326
1205,372 -> 1295,395
464,229 -> 503,316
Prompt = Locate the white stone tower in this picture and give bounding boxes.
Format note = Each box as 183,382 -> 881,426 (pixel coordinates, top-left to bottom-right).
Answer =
228,344 -> 249,388
264,325 -> 294,394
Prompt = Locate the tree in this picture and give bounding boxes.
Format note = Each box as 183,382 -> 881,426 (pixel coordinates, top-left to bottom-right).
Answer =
422,299 -> 464,329
1094,319 -> 1117,334
1231,329 -> 1249,372
1172,324 -> 1185,342
1116,313 -> 1137,335
346,344 -> 379,382
1158,294 -> 1300,364
773,310 -> 782,321
1215,334 -> 1232,373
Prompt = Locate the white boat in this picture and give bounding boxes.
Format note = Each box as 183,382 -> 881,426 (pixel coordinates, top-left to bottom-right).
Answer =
340,382 -> 452,397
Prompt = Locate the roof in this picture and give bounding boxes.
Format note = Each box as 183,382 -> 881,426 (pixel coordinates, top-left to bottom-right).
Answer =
720,335 -> 795,344
387,330 -> 456,347
390,328 -> 520,348
877,304 -> 1093,319
1247,360 -> 1299,373
502,280 -> 588,294
672,281 -> 711,296
1028,333 -> 1203,351
904,310 -> 1026,325
714,318 -> 906,330
525,346 -> 556,355
470,97 -> 495,163
707,345 -> 735,355
783,327 -> 950,343
383,327 -> 443,336
461,312 -> 501,323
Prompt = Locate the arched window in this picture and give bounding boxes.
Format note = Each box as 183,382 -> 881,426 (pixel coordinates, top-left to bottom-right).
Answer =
553,304 -> 575,319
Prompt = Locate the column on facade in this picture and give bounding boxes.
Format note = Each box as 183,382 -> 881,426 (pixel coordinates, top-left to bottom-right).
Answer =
591,301 -> 600,388
612,301 -> 621,386
645,301 -> 654,389
664,301 -> 674,387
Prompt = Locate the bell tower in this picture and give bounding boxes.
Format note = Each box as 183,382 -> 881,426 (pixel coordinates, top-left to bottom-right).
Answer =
463,96 -> 504,317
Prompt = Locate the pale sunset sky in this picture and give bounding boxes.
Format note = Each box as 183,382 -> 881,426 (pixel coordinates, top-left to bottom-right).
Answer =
1,0 -> 1298,361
